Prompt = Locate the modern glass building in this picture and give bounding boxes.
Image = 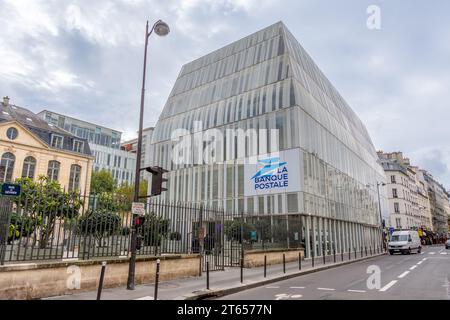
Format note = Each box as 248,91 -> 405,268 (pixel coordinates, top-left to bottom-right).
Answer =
38,110 -> 136,186
150,22 -> 388,257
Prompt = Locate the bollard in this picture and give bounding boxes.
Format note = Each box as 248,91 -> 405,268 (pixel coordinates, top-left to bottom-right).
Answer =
365,246 -> 368,257
354,247 -> 357,259
206,261 -> 210,290
322,246 -> 326,265
361,247 -> 363,258
349,249 -> 351,260
299,252 -> 302,270
96,261 -> 107,300
240,257 -> 244,283
312,250 -> 315,268
264,255 -> 267,278
370,246 -> 372,256
283,253 -> 286,274
341,249 -> 344,262
154,259 -> 160,300
333,245 -> 336,263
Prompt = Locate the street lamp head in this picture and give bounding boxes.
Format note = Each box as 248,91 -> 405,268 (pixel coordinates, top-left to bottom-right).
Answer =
153,20 -> 170,36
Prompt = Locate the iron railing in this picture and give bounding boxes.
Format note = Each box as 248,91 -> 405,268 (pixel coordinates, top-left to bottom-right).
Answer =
0,190 -> 307,270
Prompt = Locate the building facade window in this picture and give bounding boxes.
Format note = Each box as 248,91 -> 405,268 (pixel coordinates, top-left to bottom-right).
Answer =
0,152 -> 15,182
73,140 -> 84,153
6,127 -> 18,140
395,218 -> 401,229
69,164 -> 81,192
22,156 -> 36,179
47,160 -> 60,181
390,175 -> 396,183
392,188 -> 398,198
394,202 -> 399,213
51,134 -> 64,148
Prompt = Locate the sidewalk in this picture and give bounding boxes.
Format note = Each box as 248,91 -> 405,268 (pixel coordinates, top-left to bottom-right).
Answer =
45,251 -> 385,300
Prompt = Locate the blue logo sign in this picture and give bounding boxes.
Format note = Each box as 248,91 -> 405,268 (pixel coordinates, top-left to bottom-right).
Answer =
1,183 -> 21,196
251,157 -> 289,190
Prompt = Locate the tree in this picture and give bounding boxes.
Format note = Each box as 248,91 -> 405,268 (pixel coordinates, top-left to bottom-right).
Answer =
90,170 -> 116,194
224,219 -> 255,242
116,179 -> 148,204
77,209 -> 122,247
139,212 -> 169,246
14,176 -> 83,248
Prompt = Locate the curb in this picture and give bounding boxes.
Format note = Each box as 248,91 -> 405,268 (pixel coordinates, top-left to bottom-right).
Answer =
178,253 -> 386,300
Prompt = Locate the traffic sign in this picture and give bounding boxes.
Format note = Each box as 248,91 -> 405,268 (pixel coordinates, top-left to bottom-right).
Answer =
131,202 -> 145,216
1,183 -> 21,196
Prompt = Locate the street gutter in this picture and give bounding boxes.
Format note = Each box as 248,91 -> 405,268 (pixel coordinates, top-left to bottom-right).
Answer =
177,253 -> 386,300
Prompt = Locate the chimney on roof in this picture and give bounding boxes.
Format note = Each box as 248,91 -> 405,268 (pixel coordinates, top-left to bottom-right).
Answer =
2,96 -> 10,107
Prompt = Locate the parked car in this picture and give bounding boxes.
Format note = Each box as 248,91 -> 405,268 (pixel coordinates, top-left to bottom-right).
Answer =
388,230 -> 422,255
445,239 -> 450,249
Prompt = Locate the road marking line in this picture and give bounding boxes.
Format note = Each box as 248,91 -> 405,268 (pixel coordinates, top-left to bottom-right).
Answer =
317,287 -> 335,291
347,289 -> 366,293
398,271 -> 410,278
429,252 -> 436,255
409,265 -> 417,270
134,296 -> 154,300
266,286 -> 280,289
423,257 -> 427,260
291,294 -> 303,298
379,280 -> 398,292
440,252 -> 447,255
290,286 -> 305,289
417,261 -> 423,265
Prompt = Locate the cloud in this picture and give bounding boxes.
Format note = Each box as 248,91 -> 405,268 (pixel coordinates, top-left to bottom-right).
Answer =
0,0 -> 450,188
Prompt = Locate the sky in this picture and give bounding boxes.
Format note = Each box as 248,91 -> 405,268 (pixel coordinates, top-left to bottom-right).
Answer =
1,0 -> 450,188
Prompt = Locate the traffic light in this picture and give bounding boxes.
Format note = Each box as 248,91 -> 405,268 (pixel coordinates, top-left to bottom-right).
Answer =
135,216 -> 145,250
144,166 -> 168,196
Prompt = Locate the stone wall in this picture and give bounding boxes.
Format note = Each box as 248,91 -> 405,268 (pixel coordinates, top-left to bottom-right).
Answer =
0,254 -> 200,300
244,249 -> 304,268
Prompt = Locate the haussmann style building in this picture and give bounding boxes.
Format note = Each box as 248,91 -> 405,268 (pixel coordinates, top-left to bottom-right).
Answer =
149,22 -> 388,258
0,97 -> 94,195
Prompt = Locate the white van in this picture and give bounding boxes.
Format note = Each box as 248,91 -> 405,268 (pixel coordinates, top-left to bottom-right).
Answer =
388,230 -> 422,255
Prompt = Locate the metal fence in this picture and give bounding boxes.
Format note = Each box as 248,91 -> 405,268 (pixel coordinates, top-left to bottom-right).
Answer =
0,190 -> 305,271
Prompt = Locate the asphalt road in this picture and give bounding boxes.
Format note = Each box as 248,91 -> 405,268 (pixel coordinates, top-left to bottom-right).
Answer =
215,245 -> 450,300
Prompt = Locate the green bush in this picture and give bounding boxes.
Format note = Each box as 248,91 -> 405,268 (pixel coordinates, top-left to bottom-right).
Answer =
139,213 -> 169,246
78,209 -> 122,247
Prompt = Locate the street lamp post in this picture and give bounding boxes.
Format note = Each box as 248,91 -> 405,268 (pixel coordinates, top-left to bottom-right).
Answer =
127,19 -> 170,290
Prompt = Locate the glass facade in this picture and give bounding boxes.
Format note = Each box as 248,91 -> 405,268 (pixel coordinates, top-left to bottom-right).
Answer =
39,110 -> 136,186
150,22 -> 388,257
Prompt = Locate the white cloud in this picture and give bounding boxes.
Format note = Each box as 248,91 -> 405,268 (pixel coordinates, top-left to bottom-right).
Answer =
1,0 -> 450,188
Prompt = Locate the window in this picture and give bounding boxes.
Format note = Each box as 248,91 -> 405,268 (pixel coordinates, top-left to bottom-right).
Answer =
394,202 -> 399,213
107,154 -> 111,166
6,127 -> 18,140
57,116 -> 65,128
391,175 -> 396,183
0,152 -> 15,182
69,164 -> 81,192
73,140 -> 84,153
47,160 -> 60,181
51,134 -> 64,148
22,156 -> 36,179
287,193 -> 298,213
395,218 -> 401,229
392,188 -> 398,198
